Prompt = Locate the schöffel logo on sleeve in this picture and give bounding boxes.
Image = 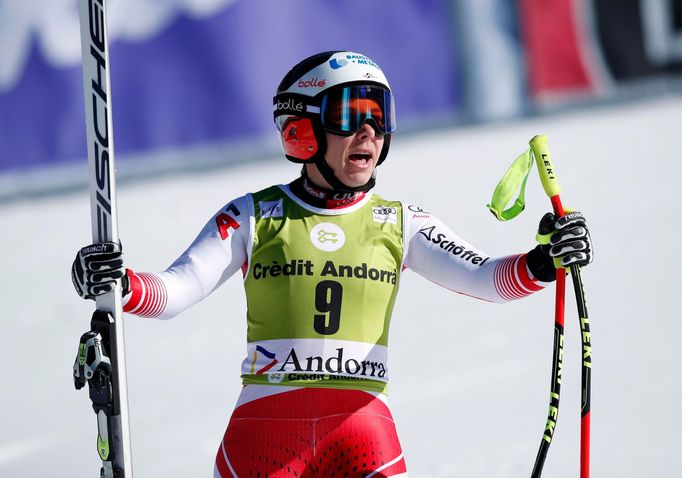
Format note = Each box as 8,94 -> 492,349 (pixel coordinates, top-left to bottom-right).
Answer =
418,226 -> 489,265
372,206 -> 397,224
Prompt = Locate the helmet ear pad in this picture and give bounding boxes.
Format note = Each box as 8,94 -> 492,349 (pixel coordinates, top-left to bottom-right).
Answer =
280,117 -> 325,163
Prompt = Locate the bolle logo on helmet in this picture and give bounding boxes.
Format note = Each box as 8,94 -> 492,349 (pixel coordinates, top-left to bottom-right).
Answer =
297,77 -> 326,88
276,98 -> 304,112
329,58 -> 348,69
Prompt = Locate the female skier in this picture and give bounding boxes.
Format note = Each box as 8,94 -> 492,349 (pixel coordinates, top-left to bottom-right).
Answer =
72,51 -> 592,477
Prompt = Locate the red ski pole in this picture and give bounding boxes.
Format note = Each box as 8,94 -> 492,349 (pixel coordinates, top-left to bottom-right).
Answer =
529,135 -> 591,478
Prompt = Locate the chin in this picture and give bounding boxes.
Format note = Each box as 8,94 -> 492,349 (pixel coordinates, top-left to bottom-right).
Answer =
342,174 -> 372,188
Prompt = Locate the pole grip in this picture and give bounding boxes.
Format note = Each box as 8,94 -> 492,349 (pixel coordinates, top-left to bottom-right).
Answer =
529,135 -> 562,200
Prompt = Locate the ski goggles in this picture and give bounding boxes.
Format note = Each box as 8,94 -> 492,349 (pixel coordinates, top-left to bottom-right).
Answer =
319,84 -> 396,136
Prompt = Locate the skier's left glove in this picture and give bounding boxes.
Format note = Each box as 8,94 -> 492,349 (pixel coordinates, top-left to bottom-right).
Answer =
526,211 -> 593,281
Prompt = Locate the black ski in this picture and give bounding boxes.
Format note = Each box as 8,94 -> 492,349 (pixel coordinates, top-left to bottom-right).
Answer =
72,0 -> 133,476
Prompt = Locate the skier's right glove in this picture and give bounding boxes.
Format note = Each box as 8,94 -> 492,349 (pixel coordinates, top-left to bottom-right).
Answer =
71,242 -> 127,300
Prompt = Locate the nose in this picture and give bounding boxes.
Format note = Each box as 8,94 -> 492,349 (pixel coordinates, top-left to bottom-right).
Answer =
356,122 -> 376,141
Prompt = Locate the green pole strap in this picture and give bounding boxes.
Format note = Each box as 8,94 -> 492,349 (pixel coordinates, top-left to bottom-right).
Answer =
487,136 -> 566,221
486,148 -> 534,221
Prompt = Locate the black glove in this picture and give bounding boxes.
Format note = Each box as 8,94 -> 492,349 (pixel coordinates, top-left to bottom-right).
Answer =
526,211 -> 593,281
71,242 -> 127,300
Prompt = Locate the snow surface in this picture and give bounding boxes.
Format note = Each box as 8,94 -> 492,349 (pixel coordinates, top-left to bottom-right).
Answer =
1,95 -> 681,477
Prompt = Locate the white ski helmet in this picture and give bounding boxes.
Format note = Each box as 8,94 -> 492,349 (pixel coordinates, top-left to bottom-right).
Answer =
273,51 -> 396,192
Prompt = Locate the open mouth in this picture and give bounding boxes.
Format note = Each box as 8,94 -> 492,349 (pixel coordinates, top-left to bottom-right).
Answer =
348,152 -> 373,161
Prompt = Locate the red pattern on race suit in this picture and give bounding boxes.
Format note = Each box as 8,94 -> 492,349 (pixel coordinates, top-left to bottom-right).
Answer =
122,269 -> 167,317
214,388 -> 407,478
493,254 -> 544,300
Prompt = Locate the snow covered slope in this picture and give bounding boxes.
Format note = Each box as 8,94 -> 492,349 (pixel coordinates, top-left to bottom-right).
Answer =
1,95 -> 680,477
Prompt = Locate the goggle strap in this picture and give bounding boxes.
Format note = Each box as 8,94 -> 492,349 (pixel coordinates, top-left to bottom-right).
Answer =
273,92 -> 319,116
